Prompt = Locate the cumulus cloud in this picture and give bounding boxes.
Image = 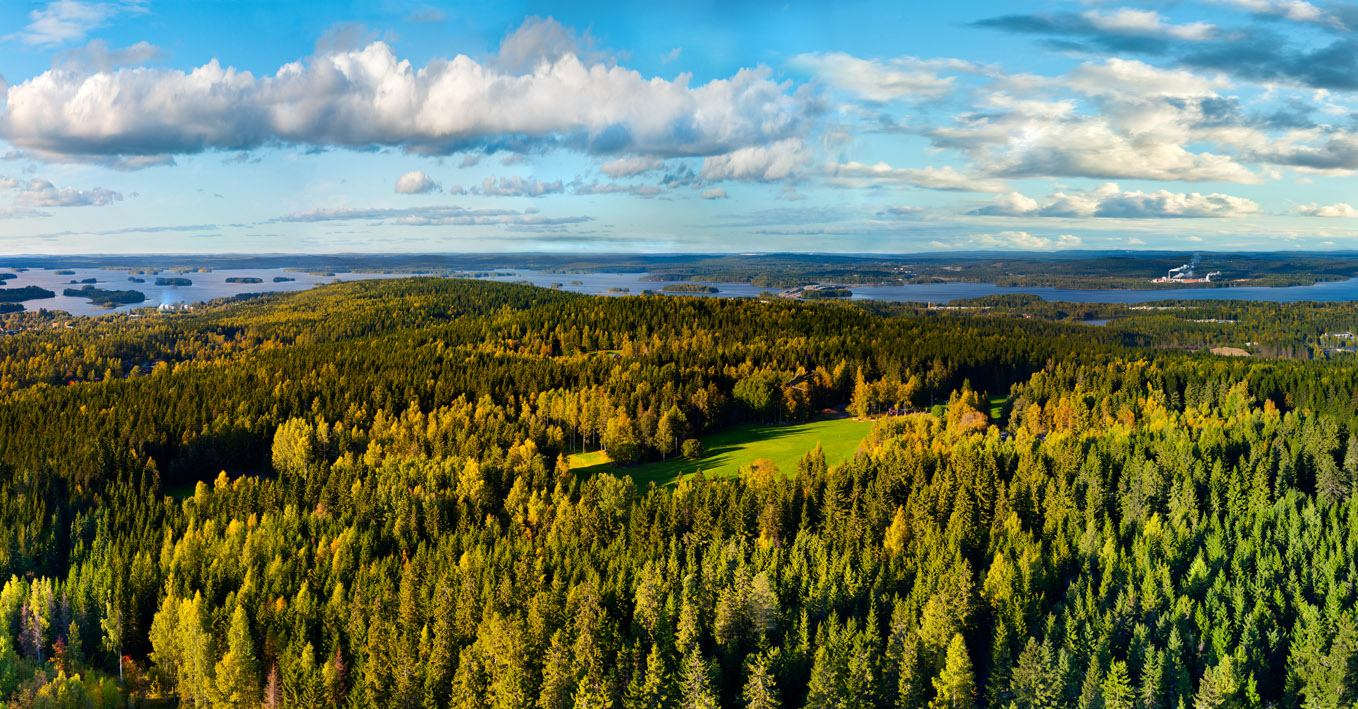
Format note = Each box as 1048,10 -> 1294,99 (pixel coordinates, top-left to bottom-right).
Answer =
497,15 -> 612,73
701,139 -> 812,182
973,183 -> 1259,218
600,156 -> 663,178
474,176 -> 564,197
14,177 -> 122,207
827,162 -> 1007,192
700,188 -> 727,199
1064,58 -> 1230,97
961,231 -> 1084,250
929,87 -> 1261,183
6,1 -> 148,47
1292,202 -> 1358,217
0,18 -> 809,166
394,170 -> 440,194
791,52 -> 980,101
274,205 -> 591,228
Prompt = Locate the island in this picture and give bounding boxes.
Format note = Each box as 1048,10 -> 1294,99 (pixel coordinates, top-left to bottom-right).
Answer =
53,270 -> 75,276
272,276 -> 296,283
661,283 -> 720,293
62,285 -> 147,307
799,287 -> 853,299
128,277 -> 146,283
155,277 -> 193,286
225,277 -> 264,284
606,287 -> 631,293
0,286 -> 55,302
0,274 -> 16,281
69,278 -> 97,284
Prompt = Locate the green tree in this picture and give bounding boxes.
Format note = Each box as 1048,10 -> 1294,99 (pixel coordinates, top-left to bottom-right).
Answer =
930,634 -> 974,709
678,650 -> 717,709
214,604 -> 261,709
742,651 -> 780,709
1102,661 -> 1133,709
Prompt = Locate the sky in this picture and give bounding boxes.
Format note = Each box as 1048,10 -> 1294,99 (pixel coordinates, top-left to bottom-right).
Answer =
2,1 -> 1358,254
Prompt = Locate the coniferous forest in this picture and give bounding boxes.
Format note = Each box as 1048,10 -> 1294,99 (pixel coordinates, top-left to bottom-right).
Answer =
1,277 -> 1357,707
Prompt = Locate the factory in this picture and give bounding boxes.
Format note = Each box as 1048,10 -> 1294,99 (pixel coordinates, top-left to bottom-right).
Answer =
1151,258 -> 1221,284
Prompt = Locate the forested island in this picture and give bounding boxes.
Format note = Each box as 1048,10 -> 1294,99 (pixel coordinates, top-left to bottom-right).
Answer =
0,286 -> 54,303
799,287 -> 853,299
155,277 -> 193,286
225,277 -> 264,284
0,278 -> 1355,706
61,285 -> 147,308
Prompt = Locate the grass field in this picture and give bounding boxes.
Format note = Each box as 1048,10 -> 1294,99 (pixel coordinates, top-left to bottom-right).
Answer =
569,417 -> 873,488
989,395 -> 1006,421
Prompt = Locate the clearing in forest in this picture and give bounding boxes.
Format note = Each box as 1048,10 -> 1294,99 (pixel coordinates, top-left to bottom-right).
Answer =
568,417 -> 873,488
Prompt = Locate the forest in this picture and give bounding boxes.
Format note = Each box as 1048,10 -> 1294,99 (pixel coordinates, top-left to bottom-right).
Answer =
0,277 -> 1355,707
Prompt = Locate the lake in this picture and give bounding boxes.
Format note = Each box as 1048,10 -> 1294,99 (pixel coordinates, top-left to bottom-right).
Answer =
8,265 -> 1358,317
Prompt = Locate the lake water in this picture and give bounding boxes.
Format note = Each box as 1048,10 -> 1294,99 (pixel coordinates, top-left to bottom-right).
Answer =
8,265 -> 1358,317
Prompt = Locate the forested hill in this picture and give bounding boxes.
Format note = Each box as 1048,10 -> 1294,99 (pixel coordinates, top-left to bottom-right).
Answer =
0,278 -> 1354,707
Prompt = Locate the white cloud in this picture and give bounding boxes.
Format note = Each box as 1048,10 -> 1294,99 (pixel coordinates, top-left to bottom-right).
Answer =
573,181 -> 665,197
935,104 -> 1260,183
394,170 -> 440,194
700,188 -> 727,199
14,177 -> 121,207
791,52 -> 979,101
1214,0 -> 1336,26
600,156 -> 663,178
475,176 -> 564,197
1080,9 -> 1216,41
912,59 -> 1264,184
662,48 -> 682,64
827,162 -> 1007,192
1293,202 -> 1358,217
963,231 -> 1083,250
6,1 -> 147,47
497,16 -> 612,73
54,39 -> 162,72
701,138 -> 811,182
0,20 -> 808,165
1065,59 -> 1230,98
973,183 -> 1259,218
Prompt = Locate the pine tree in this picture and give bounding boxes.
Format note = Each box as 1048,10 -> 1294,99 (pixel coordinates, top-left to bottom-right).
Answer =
214,604 -> 261,709
1011,639 -> 1061,709
930,634 -> 974,709
678,650 -> 718,709
851,367 -> 872,419
742,651 -> 780,709
263,665 -> 282,709
625,643 -> 673,709
1102,661 -> 1134,709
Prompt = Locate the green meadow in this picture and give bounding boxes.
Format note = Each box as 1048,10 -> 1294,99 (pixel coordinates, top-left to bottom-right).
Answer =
568,416 -> 873,488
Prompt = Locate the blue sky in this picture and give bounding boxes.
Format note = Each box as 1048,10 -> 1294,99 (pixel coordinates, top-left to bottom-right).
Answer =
2,0 -> 1358,254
